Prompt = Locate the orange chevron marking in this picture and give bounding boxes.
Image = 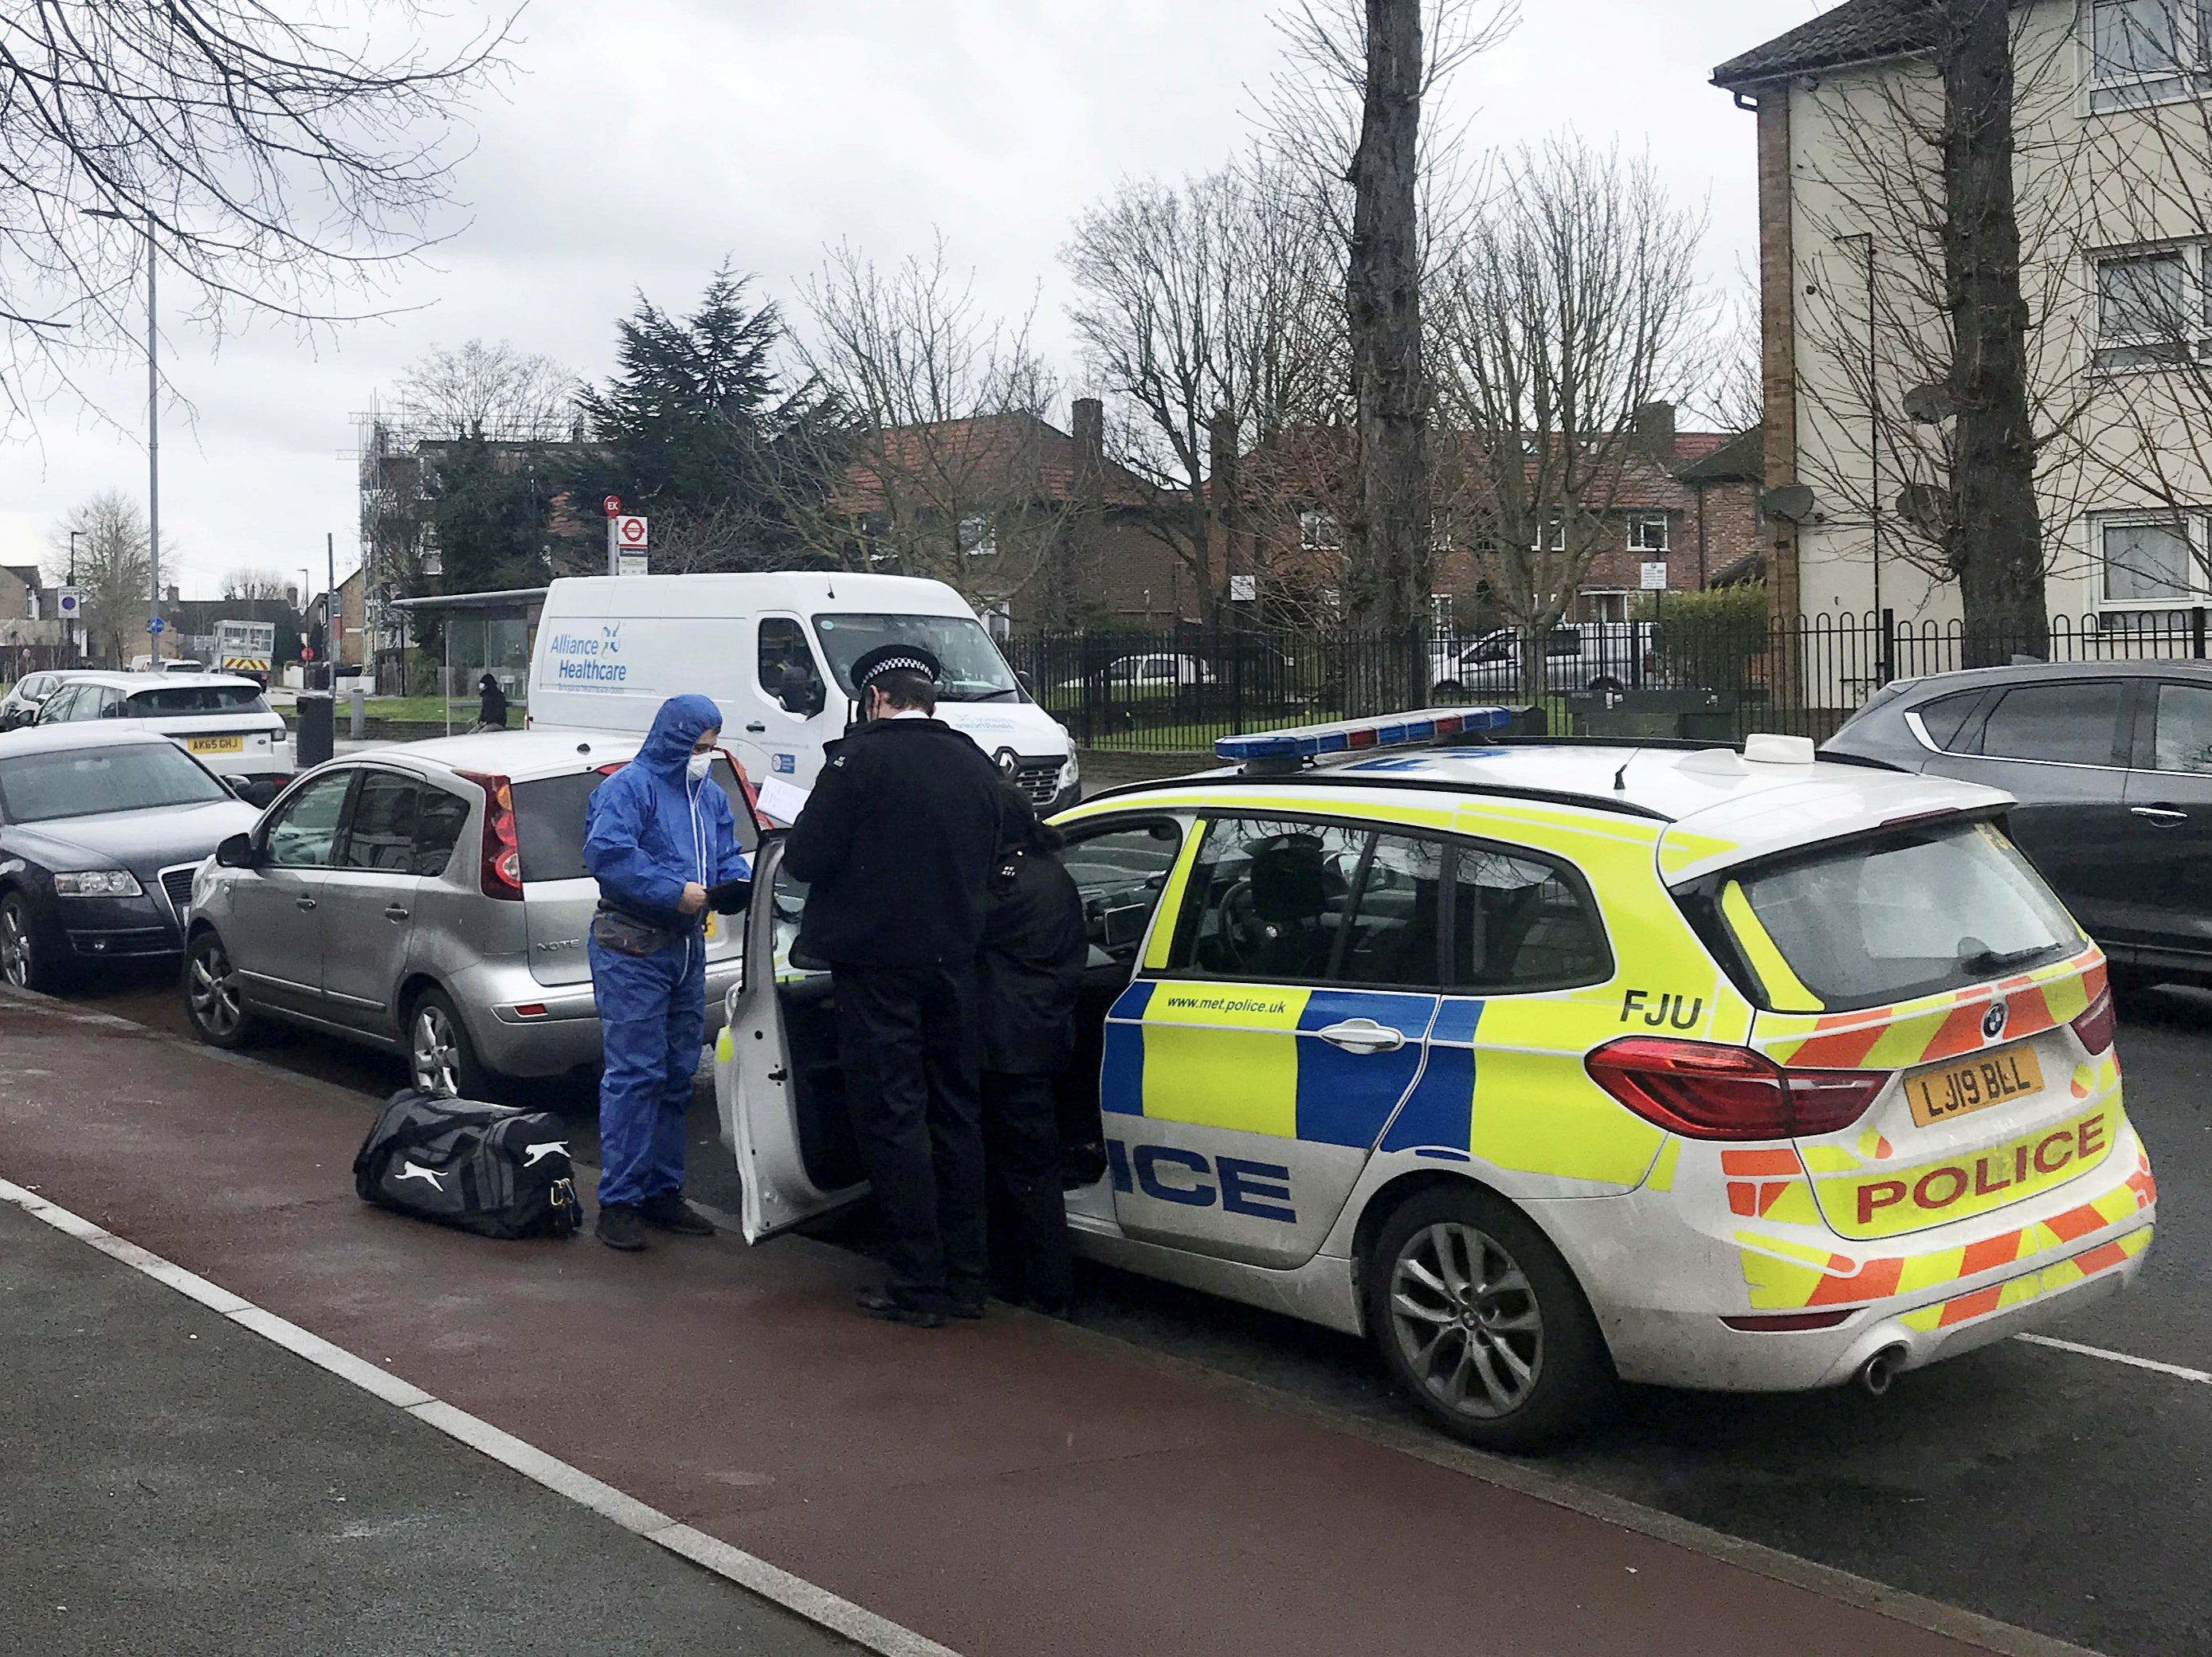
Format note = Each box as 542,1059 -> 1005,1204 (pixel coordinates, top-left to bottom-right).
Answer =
1806,1253 -> 1904,1306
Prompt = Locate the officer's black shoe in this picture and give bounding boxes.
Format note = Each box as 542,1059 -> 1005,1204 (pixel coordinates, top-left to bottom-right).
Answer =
854,1286 -> 945,1329
641,1193 -> 716,1236
596,1203 -> 647,1252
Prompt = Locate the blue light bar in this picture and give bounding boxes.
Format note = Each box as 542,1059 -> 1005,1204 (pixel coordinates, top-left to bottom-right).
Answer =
1215,705 -> 1514,767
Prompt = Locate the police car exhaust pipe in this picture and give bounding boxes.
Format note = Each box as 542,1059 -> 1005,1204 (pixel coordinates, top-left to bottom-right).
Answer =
1857,1344 -> 1908,1398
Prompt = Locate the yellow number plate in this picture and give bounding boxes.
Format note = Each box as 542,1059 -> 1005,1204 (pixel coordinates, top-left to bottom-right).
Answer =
702,911 -> 717,941
186,735 -> 244,754
1905,1044 -> 2045,1128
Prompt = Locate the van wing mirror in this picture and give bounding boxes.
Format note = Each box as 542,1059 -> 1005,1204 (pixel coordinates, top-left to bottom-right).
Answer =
214,832 -> 256,870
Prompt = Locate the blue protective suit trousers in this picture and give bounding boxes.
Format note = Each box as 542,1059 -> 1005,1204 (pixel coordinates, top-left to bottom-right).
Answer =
590,930 -> 705,1208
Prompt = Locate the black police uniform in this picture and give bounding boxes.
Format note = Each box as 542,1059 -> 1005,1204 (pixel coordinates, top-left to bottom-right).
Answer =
782,648 -> 1003,1318
976,792 -> 1088,1312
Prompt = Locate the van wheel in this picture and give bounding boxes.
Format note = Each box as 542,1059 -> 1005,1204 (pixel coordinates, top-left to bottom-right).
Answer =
406,987 -> 490,1099
1366,1185 -> 1614,1452
183,929 -> 257,1048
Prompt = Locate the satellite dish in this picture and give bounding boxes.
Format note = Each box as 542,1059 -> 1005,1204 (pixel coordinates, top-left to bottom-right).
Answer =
1901,382 -> 1957,424
1759,484 -> 1815,523
1896,482 -> 1954,539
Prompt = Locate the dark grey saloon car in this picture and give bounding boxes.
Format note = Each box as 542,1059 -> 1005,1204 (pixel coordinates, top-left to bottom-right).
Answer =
1824,660 -> 2212,988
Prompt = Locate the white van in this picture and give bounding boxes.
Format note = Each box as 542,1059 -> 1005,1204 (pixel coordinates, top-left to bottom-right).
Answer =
527,573 -> 1079,814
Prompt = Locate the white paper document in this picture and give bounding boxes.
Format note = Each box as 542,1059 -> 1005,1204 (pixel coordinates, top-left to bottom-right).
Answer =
755,776 -> 812,825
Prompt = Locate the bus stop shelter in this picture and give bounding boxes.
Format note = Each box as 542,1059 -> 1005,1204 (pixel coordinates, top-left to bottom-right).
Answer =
388,586 -> 547,734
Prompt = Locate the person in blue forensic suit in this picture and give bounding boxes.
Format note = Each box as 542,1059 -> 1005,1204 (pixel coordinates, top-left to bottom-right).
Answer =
583,693 -> 751,1252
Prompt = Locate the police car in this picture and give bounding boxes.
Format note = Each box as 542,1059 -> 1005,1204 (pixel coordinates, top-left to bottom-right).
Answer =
715,710 -> 2154,1449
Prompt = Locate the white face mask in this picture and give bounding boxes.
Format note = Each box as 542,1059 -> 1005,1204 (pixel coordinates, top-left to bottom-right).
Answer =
687,752 -> 712,781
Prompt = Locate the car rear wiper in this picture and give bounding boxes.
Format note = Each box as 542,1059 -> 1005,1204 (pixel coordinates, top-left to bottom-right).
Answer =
1958,944 -> 2059,977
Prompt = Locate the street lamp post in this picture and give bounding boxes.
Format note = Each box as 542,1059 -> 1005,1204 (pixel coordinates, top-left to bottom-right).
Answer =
84,208 -> 158,659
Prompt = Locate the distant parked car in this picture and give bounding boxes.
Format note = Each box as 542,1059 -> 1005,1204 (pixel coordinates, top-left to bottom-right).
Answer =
128,655 -> 207,675
1430,622 -> 1664,698
0,670 -> 87,731
181,730 -> 761,1096
1056,652 -> 1218,695
36,671 -> 292,804
0,725 -> 261,991
1824,660 -> 2212,989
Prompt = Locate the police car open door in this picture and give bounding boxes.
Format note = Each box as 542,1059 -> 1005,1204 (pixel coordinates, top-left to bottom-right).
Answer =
716,837 -> 869,1241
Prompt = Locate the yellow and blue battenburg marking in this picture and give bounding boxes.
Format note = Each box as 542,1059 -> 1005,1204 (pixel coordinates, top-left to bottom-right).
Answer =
1214,707 -> 1513,767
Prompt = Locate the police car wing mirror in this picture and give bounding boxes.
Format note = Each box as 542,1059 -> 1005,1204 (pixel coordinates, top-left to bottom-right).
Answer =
214,832 -> 255,870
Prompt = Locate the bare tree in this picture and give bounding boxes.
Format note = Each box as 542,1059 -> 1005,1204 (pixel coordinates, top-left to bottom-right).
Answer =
44,490 -> 151,666
1430,139 -> 1707,687
220,568 -> 292,601
393,340 -> 578,444
793,234 -> 1062,606
0,2 -> 506,433
1064,155 -> 1344,624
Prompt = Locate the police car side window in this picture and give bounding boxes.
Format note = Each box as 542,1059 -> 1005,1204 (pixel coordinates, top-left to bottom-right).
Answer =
1449,842 -> 1610,993
1335,834 -> 1447,986
1168,817 -> 1367,983
1063,820 -> 1183,966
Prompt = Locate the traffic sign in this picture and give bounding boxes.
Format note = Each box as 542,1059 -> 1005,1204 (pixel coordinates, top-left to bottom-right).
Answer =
301,645 -> 316,662
147,617 -> 165,635
617,552 -> 649,578
602,495 -> 622,518
614,515 -> 648,548
54,586 -> 80,617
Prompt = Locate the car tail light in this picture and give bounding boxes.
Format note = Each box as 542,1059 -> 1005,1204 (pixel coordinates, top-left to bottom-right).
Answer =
1586,1037 -> 1888,1141
456,770 -> 522,900
2071,986 -> 2116,1055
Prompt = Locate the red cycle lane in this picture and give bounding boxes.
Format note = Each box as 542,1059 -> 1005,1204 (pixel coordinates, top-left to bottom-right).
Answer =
0,993 -> 2030,1657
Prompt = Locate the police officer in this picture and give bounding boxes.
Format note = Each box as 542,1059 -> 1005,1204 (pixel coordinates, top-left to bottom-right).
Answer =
583,693 -> 751,1252
784,644 -> 1002,1327
977,789 -> 1087,1316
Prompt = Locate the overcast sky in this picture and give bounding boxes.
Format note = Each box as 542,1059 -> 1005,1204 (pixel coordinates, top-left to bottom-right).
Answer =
0,0 -> 1821,602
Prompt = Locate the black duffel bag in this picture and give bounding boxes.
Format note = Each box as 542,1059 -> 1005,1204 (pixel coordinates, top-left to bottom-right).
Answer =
353,1088 -> 582,1240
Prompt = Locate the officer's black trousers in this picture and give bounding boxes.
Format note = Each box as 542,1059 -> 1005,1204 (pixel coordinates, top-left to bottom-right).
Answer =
981,1070 -> 1074,1310
833,963 -> 988,1313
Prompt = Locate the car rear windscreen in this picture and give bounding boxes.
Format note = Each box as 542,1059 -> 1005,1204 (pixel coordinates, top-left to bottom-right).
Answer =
0,743 -> 230,822
1712,821 -> 2083,1013
512,758 -> 759,885
125,685 -> 271,717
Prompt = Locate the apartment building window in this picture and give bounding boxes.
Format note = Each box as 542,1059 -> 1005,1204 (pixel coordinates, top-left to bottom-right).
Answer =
1532,519 -> 1567,552
2094,245 -> 2206,366
2096,511 -> 2208,605
1300,511 -> 1343,551
2088,0 -> 2212,109
1626,515 -> 1670,553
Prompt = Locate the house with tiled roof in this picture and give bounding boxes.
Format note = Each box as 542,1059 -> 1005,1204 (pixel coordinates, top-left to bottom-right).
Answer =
1714,0 -> 2212,632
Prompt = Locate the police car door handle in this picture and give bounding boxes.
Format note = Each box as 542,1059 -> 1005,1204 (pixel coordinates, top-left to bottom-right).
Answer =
293,895 -> 316,911
2132,805 -> 2188,825
1316,1018 -> 1406,1054
383,904 -> 410,921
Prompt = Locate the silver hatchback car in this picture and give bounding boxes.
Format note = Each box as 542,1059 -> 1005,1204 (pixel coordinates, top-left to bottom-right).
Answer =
180,730 -> 759,1095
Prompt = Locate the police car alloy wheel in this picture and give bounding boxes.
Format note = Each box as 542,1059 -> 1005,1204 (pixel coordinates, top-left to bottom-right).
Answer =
184,930 -> 256,1048
1367,1186 -> 1614,1451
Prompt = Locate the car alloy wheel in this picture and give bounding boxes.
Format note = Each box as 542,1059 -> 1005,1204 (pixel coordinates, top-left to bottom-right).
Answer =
410,997 -> 465,1097
184,931 -> 251,1046
0,894 -> 34,989
1387,1220 -> 1545,1420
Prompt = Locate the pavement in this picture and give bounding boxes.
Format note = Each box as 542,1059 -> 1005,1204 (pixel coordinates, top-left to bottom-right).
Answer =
0,985 -> 2070,1657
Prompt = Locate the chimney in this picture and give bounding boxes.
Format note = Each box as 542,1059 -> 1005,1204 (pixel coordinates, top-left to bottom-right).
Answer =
165,584 -> 180,604
1634,401 -> 1677,463
1072,397 -> 1104,480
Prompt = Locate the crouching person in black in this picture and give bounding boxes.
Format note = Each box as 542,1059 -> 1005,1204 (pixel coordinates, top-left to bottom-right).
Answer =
978,788 -> 1087,1316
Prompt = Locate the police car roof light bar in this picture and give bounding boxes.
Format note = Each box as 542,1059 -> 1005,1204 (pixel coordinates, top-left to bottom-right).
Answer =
1217,706 -> 1515,775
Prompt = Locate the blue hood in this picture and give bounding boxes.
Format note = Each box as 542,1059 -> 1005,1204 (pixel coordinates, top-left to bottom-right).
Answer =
638,694 -> 723,774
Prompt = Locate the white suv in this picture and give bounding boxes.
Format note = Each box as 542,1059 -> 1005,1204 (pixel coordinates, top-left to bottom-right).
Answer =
37,672 -> 292,804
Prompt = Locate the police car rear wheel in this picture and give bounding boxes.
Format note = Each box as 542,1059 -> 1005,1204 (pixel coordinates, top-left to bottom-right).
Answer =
1368,1187 -> 1613,1451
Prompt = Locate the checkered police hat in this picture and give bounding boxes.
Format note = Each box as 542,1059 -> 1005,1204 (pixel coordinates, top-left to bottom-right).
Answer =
850,643 -> 943,690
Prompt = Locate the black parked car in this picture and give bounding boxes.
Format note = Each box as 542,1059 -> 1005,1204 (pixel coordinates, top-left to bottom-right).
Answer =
1824,660 -> 2212,989
0,725 -> 261,991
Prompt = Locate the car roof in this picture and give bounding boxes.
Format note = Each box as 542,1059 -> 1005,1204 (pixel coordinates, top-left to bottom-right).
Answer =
343,728 -> 649,782
65,670 -> 264,690
1877,659 -> 2212,699
1076,739 -> 2014,887
0,723 -> 178,755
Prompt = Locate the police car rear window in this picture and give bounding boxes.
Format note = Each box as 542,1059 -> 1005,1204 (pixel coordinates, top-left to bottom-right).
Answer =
1716,821 -> 2081,1013
512,758 -> 759,885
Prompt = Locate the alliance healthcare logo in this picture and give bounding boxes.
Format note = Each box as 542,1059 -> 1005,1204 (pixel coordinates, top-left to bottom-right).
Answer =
548,624 -> 629,692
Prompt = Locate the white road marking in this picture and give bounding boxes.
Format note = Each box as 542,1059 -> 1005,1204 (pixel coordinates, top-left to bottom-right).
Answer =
2016,1331 -> 2212,1385
0,1176 -> 961,1657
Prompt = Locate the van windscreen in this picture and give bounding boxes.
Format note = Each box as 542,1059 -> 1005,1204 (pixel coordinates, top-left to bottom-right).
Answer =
812,613 -> 1021,703
513,758 -> 760,885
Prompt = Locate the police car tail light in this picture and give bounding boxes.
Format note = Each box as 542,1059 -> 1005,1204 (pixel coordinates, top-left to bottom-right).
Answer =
456,769 -> 524,901
2071,986 -> 2116,1055
1586,1037 -> 1886,1141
